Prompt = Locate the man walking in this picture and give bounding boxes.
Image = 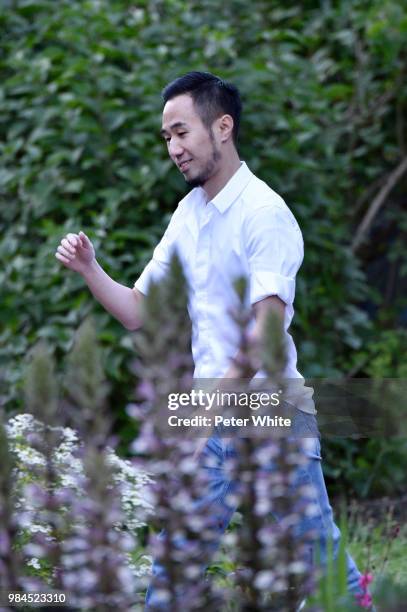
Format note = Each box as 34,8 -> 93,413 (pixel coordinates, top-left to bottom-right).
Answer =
55,71 -> 366,609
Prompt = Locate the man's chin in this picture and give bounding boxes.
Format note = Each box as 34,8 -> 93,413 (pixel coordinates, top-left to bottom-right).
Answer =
185,175 -> 205,188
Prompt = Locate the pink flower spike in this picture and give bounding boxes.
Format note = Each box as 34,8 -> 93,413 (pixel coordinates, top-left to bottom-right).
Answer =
359,572 -> 373,589
356,592 -> 373,609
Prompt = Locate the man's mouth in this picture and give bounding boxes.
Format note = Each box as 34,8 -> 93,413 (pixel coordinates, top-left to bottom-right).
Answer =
179,159 -> 192,172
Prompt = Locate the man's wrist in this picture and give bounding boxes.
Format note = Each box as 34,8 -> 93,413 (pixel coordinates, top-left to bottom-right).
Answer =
80,258 -> 99,281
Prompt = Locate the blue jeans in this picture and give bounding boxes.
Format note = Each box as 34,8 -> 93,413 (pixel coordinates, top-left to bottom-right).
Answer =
145,409 -> 363,609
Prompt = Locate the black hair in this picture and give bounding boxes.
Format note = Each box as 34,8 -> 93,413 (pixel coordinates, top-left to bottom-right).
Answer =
162,71 -> 242,146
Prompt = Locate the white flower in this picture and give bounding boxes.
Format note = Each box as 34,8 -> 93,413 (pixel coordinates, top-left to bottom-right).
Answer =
27,557 -> 41,570
5,413 -> 36,438
5,413 -> 156,585
254,570 -> 275,590
13,446 -> 46,467
30,524 -> 51,535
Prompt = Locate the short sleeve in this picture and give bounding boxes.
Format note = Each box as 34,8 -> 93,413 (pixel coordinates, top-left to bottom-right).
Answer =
133,201 -> 185,295
244,204 -> 304,306
133,239 -> 171,295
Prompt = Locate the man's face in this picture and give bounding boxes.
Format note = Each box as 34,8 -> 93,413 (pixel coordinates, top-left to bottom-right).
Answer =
161,94 -> 221,188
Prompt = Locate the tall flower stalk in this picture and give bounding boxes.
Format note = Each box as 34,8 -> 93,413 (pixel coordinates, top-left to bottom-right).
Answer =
220,279 -> 316,611
23,342 -> 66,591
59,318 -> 138,610
130,255 -> 225,610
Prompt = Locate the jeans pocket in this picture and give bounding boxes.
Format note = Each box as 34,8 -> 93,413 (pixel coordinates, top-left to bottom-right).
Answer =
289,408 -> 322,460
291,407 -> 320,437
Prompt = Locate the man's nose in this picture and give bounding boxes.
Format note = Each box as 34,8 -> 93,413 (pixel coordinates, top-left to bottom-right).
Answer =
168,139 -> 184,158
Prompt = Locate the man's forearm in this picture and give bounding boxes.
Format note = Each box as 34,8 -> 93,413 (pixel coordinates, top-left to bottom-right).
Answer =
81,260 -> 143,330
222,296 -> 285,382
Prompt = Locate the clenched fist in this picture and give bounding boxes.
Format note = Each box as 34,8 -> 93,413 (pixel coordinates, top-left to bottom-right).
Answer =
55,231 -> 95,275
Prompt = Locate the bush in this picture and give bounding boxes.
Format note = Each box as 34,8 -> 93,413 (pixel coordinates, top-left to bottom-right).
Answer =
1,0 -> 406,498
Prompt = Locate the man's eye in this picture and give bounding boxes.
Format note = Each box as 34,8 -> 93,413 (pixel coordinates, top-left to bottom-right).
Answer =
163,132 -> 187,143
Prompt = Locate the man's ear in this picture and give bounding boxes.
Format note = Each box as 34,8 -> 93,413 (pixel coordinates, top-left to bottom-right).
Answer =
217,114 -> 234,143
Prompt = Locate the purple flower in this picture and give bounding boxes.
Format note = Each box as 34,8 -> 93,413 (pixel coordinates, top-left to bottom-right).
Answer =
359,572 -> 373,590
356,591 -> 373,609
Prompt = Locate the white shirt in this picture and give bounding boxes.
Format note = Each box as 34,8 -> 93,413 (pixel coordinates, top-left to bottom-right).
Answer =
134,162 -> 315,413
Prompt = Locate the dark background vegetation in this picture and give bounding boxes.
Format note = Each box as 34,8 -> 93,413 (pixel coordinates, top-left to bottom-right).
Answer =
1,0 -> 406,499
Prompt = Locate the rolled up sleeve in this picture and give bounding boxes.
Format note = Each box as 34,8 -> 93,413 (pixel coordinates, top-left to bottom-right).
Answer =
245,205 -> 304,306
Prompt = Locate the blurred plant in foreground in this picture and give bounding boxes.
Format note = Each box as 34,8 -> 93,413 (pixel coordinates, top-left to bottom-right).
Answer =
1,321 -> 154,610
2,257 -> 406,610
129,256 -> 224,610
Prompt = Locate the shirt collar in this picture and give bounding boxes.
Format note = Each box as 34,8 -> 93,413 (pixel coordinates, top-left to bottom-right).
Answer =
202,161 -> 253,214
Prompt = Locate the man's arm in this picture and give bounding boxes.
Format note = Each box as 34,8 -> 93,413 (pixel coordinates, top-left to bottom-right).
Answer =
222,294 -> 286,379
55,231 -> 143,331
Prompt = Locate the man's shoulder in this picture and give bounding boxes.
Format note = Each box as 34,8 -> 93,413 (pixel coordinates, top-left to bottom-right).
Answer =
242,172 -> 285,209
166,187 -> 201,224
241,173 -> 300,230
172,187 -> 203,215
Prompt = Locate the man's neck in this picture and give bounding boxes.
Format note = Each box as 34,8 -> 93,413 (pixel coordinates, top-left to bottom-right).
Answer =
203,151 -> 241,202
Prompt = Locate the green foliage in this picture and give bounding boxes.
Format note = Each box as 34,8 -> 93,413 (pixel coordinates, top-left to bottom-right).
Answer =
1,0 -> 406,497
305,510 -> 407,610
213,508 -> 407,608
323,328 -> 407,498
24,342 -> 58,425
348,505 -> 407,587
64,318 -> 108,409
63,317 -> 111,440
351,329 -> 407,379
307,516 -> 353,611
371,576 -> 407,611
323,437 -> 407,499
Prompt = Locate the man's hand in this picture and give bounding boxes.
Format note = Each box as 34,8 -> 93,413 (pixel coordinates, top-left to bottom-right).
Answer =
55,231 -> 95,275
54,229 -> 142,330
